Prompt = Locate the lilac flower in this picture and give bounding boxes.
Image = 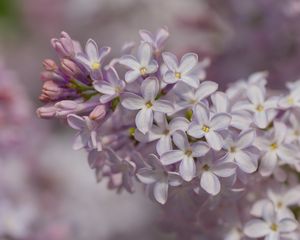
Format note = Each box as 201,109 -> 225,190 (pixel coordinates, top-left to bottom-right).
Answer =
67,114 -> 103,151
51,31 -> 79,58
104,148 -> 136,193
287,113 -> 300,144
223,129 -> 258,174
257,121 -> 297,177
173,81 -> 218,111
139,27 -> 169,54
278,85 -> 300,109
137,154 -> 182,204
162,52 -> 200,88
244,204 -> 298,239
187,103 -> 232,151
75,39 -> 111,80
119,42 -> 158,83
232,85 -> 278,128
93,67 -> 126,104
161,131 -> 210,181
121,77 -> 173,134
135,112 -> 189,155
196,156 -> 236,195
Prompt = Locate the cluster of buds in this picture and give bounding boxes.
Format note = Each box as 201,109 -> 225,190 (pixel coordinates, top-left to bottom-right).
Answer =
37,28 -> 300,239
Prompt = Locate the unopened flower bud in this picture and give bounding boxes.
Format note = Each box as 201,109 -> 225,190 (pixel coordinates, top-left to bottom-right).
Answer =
89,105 -> 106,121
51,32 -> 75,58
61,58 -> 81,77
36,104 -> 57,119
43,59 -> 57,71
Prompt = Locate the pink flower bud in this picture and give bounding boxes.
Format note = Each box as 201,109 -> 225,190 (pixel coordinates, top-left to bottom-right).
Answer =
89,105 -> 107,121
36,104 -> 57,119
42,59 -> 57,71
61,58 -> 80,76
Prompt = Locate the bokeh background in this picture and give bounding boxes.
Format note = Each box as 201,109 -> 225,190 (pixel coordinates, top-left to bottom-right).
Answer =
1,0 -> 300,239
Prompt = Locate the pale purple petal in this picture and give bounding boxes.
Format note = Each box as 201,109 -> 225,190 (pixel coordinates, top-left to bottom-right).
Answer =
136,107 -> 153,134
210,113 -> 231,131
187,122 -> 205,139
163,70 -> 177,84
206,131 -> 224,151
172,131 -> 189,151
279,219 -> 298,232
85,39 -> 99,60
119,55 -> 140,70
141,77 -> 159,101
168,173 -> 183,186
179,156 -> 196,181
235,151 -> 257,173
125,70 -> 140,83
211,91 -> 229,113
121,92 -> 144,110
181,75 -> 199,88
98,46 -> 111,62
156,136 -> 172,156
169,117 -> 190,132
138,42 -> 152,66
254,111 -> 269,128
195,81 -> 218,101
247,85 -> 265,105
137,169 -> 157,184
162,52 -> 178,71
67,114 -> 85,130
193,103 -> 210,124
179,53 -> 198,73
94,81 -> 115,95
260,152 -> 278,177
153,181 -> 169,204
244,219 -> 270,238
161,150 -> 184,165
153,100 -> 173,113
274,121 -> 287,144
236,129 -> 256,149
139,29 -> 154,43
200,171 -> 221,195
191,141 -> 210,157
212,162 -> 236,177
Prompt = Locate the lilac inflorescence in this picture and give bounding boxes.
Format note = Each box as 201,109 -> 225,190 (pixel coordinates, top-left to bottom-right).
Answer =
37,28 -> 300,239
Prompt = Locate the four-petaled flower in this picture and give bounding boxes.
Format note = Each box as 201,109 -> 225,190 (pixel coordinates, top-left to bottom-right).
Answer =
121,77 -> 173,134
119,42 -> 158,83
137,154 -> 182,204
94,67 -> 126,103
162,52 -> 200,88
187,103 -> 232,151
139,27 -> 169,54
161,131 -> 210,181
75,39 -> 111,80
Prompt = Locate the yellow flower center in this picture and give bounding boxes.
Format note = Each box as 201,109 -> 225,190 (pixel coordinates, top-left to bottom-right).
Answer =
287,96 -> 294,105
256,104 -> 264,112
202,125 -> 210,133
270,143 -> 278,150
185,149 -> 193,156
203,164 -> 210,171
277,201 -> 283,208
140,67 -> 147,76
145,101 -> 153,108
91,62 -> 101,70
115,86 -> 122,94
175,72 -> 181,79
270,223 -> 278,232
229,146 -> 236,153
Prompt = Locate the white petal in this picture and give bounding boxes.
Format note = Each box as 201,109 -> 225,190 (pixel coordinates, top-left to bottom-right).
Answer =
137,168 -> 157,184
94,81 -> 115,95
156,136 -> 172,156
187,122 -> 205,139
279,218 -> 298,232
200,171 -> 221,195
125,70 -> 140,83
141,77 -> 159,101
168,173 -> 183,186
135,108 -> 153,134
254,111 -> 269,128
85,39 -> 99,60
193,103 -> 210,124
191,141 -> 210,157
179,52 -> 198,73
244,219 -> 270,238
247,85 -> 265,105
139,29 -> 154,43
206,131 -> 224,151
163,70 -> 177,84
100,94 -> 115,104
179,156 -> 196,181
162,52 -> 178,71
211,91 -> 229,113
138,42 -> 152,66
210,113 -> 231,130
181,75 -> 199,88
119,55 -> 140,70
235,151 -> 257,173
153,100 -> 174,114
259,152 -> 278,177
161,150 -> 184,165
121,92 -> 144,110
172,131 -> 189,151
236,129 -> 255,149
284,186 -> 300,206
147,60 -> 158,73
196,81 -> 218,101
169,117 -> 190,132
153,181 -> 169,204
212,162 -> 236,177
274,121 -> 287,144
250,199 -> 272,217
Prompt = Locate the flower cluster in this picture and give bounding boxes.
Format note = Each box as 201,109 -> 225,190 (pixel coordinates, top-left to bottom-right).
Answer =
37,28 -> 300,239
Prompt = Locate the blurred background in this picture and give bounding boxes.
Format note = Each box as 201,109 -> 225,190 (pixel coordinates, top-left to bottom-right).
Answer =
1,0 -> 300,239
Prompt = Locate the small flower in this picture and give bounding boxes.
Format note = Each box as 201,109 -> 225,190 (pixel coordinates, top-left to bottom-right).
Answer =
223,129 -> 258,173
135,112 -> 189,155
173,81 -> 218,111
257,121 -> 296,177
278,85 -> 300,109
139,27 -> 169,54
119,42 -> 158,83
162,52 -> 200,88
187,103 -> 232,151
196,155 -> 236,195
232,85 -> 278,128
104,147 -> 136,193
137,154 -> 182,204
161,131 -> 210,181
121,77 -> 173,134
244,204 -> 298,239
75,39 -> 111,80
93,67 -> 126,104
67,114 -> 103,151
